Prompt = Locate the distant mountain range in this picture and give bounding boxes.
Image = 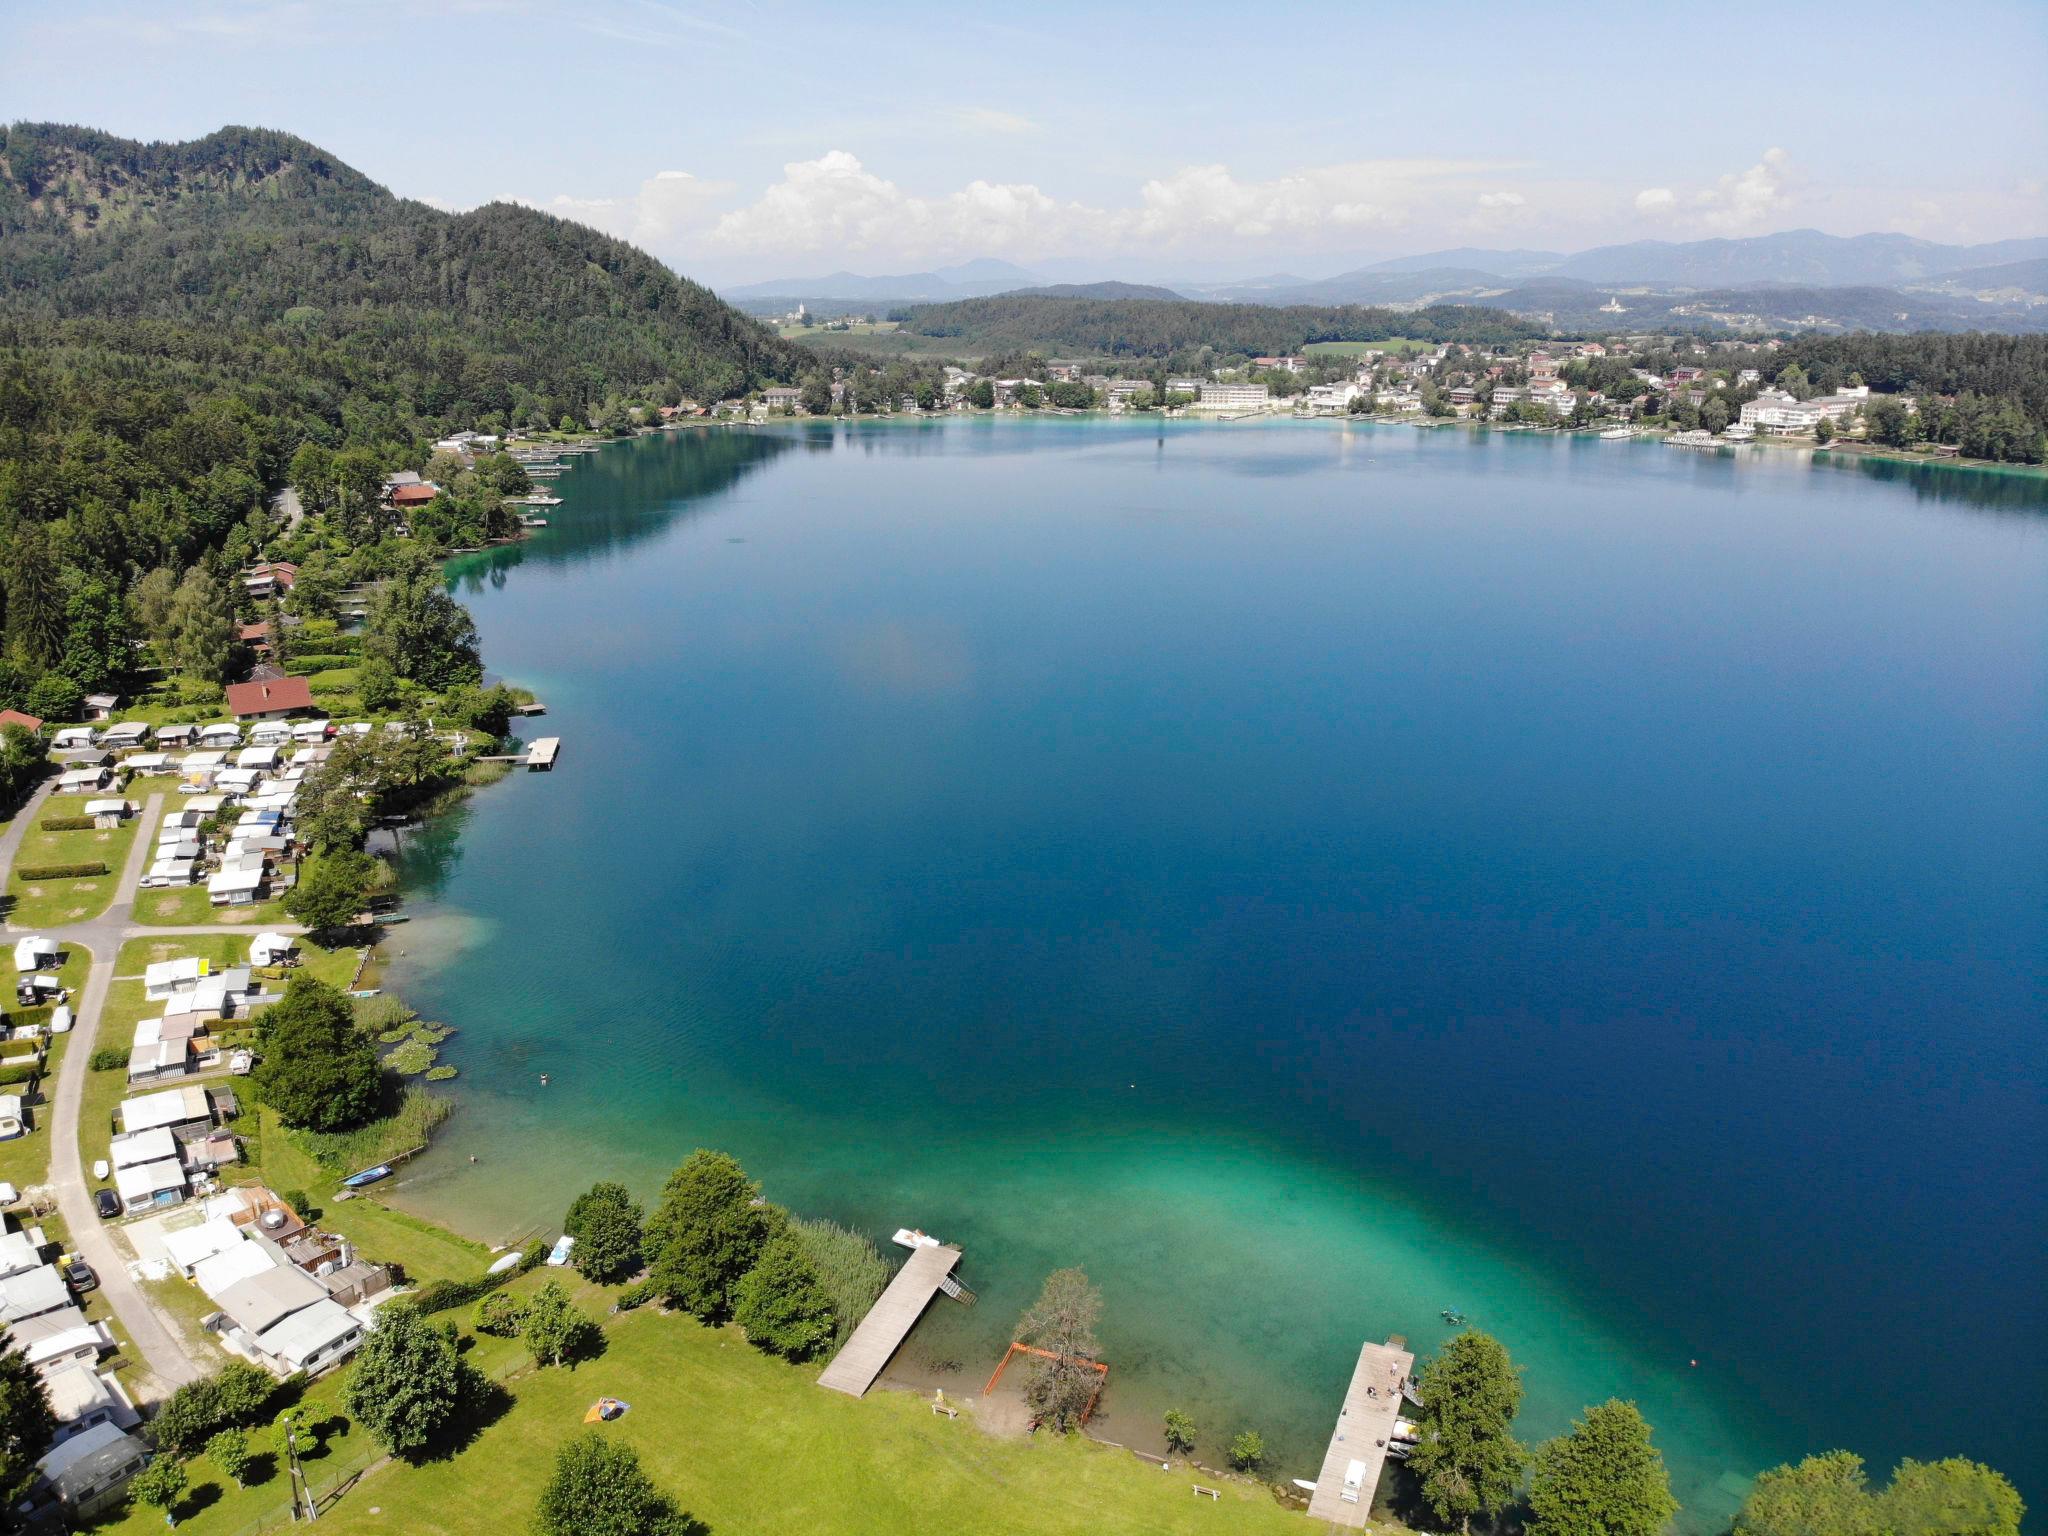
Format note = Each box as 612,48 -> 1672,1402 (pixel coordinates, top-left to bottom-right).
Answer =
726,229 -> 2048,329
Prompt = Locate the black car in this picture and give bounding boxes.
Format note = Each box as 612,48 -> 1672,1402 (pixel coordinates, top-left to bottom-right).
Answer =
64,1260 -> 96,1293
94,1188 -> 120,1220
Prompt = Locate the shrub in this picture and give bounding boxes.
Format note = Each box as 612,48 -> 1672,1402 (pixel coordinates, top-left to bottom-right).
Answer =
2,1008 -> 51,1033
519,1280 -> 597,1368
792,1219 -> 890,1346
148,1361 -> 278,1454
87,1047 -> 128,1072
0,1062 -> 39,1087
37,816 -> 94,832
15,862 -> 108,880
473,1292 -> 524,1338
1229,1429 -> 1266,1472
1164,1409 -> 1197,1455
733,1233 -> 836,1361
534,1432 -> 689,1536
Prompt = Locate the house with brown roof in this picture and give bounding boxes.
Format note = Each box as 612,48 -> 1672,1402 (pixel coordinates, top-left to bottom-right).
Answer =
0,709 -> 43,735
389,484 -> 438,509
225,677 -> 315,722
241,562 -> 298,602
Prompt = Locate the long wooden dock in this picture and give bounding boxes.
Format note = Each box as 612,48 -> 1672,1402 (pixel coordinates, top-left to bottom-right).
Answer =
817,1243 -> 961,1397
1306,1337 -> 1416,1527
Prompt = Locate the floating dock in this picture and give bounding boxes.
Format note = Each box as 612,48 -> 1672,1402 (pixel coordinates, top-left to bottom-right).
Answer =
1306,1336 -> 1416,1527
525,737 -> 560,771
817,1243 -> 962,1397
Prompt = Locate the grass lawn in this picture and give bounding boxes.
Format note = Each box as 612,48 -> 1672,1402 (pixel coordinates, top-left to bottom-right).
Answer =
250,1107 -> 488,1289
91,1267 -> 1306,1536
0,939 -> 92,1194
778,319 -> 901,339
8,796 -> 143,926
1304,338 -> 1430,358
132,884 -> 292,927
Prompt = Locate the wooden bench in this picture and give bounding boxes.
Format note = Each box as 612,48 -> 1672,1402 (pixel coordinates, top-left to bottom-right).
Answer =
1192,1485 -> 1221,1500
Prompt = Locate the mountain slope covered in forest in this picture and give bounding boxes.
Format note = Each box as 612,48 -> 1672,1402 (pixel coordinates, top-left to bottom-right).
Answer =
0,122 -> 807,419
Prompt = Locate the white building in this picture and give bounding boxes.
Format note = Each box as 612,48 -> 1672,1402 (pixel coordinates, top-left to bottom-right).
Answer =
1193,382 -> 1271,410
1739,386 -> 1869,436
1305,382 -> 1363,413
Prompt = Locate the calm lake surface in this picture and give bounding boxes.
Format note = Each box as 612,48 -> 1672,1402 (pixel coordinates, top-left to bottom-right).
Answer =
387,418 -> 2047,1529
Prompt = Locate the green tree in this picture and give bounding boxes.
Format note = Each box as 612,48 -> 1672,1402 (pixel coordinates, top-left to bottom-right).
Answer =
1876,1458 -> 2023,1536
642,1150 -> 773,1318
207,1427 -> 253,1489
564,1181 -> 645,1284
3,521 -> 66,671
284,551 -> 345,622
0,722 -> 49,806
0,1328 -> 56,1509
251,972 -> 381,1132
799,375 -> 832,415
1408,1329 -> 1528,1534
1865,396 -> 1914,448
534,1431 -> 693,1536
23,671 -> 81,724
520,1280 -> 595,1368
966,378 -> 995,409
145,1360 -> 275,1455
1229,1429 -> 1266,1471
59,575 -> 132,690
733,1231 -> 836,1361
1016,1266 -> 1102,1433
168,567 -> 234,683
129,566 -> 181,645
1527,1400 -> 1678,1536
282,848 -> 380,937
1736,1451 -> 1876,1536
1163,1409 -> 1197,1455
1814,416 -> 1837,445
132,1454 -> 188,1526
343,1307 -> 470,1455
362,548 -> 482,689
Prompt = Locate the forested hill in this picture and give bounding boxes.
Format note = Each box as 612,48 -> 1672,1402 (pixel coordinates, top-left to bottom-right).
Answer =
0,122 -> 808,417
892,294 -> 1540,358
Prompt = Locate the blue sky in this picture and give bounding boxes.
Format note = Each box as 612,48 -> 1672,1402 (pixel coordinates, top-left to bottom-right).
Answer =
7,0 -> 2046,284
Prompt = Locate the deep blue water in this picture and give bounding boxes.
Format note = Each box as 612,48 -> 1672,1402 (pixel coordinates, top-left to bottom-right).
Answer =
386,419 -> 2047,1527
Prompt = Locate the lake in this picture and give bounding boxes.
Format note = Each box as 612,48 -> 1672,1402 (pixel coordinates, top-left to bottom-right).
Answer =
385,417 -> 2047,1529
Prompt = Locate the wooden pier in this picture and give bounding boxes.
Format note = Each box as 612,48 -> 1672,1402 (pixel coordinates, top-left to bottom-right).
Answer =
525,737 -> 560,771
1306,1337 -> 1416,1527
817,1243 -> 961,1398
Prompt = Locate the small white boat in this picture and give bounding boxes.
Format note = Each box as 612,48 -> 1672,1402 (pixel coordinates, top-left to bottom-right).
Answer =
487,1251 -> 522,1275
1292,1478 -> 1319,1493
892,1228 -> 942,1250
92,1160 -> 109,1181
546,1234 -> 576,1266
1599,425 -> 1636,440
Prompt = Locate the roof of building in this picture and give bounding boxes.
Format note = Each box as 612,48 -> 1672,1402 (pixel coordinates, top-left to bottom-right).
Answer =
118,1085 -> 210,1135
0,1228 -> 41,1277
37,1419 -> 149,1494
109,1127 -> 178,1169
194,1240 -> 278,1300
41,1359 -> 125,1424
162,1217 -> 247,1274
215,1263 -> 325,1335
0,709 -> 43,733
224,677 -> 315,717
112,1158 -> 186,1204
255,1297 -> 361,1364
390,483 -> 438,505
0,1263 -> 71,1323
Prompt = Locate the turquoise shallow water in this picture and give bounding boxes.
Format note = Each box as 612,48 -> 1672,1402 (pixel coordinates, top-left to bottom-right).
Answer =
382,419 -> 2046,1529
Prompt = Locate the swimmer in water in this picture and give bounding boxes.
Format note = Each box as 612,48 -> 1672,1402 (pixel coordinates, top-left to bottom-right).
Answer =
540,1073 -> 550,1086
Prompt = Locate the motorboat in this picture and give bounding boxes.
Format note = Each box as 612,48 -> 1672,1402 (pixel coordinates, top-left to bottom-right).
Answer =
892,1228 -> 942,1250
341,1164 -> 391,1189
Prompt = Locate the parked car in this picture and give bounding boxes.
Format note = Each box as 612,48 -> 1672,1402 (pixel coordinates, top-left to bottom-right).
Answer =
94,1189 -> 120,1220
64,1259 -> 96,1293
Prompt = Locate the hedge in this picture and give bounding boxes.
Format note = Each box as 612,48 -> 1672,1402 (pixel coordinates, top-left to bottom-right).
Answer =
88,1047 -> 129,1072
38,816 -> 95,832
0,1061 -> 42,1087
5,1007 -> 53,1032
285,655 -> 354,674
16,862 -> 109,880
401,1238 -> 550,1315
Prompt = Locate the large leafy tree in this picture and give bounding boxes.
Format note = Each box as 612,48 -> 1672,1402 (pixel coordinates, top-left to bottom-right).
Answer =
1736,1451 -> 2022,1536
168,566 -> 235,683
251,972 -> 381,1132
1876,1458 -> 2023,1536
282,848 -> 381,937
1528,1400 -> 1677,1536
519,1280 -> 595,1369
564,1181 -> 645,1284
1408,1329 -> 1528,1534
642,1150 -> 775,1319
534,1432 -> 693,1536
1016,1267 -> 1103,1433
342,1307 -> 471,1455
0,1328 -> 56,1509
732,1231 -> 836,1361
362,547 -> 483,690
2,521 -> 65,671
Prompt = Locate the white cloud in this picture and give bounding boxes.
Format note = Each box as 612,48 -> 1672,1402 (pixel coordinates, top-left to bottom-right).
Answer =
684,150 -> 1513,266
517,168 -> 734,248
1635,149 -> 1797,232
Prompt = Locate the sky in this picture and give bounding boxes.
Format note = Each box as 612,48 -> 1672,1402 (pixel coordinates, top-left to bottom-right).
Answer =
6,0 -> 2047,286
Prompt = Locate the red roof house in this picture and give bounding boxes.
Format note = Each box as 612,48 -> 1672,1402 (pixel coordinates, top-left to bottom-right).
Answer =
390,484 -> 438,507
0,709 -> 44,734
225,676 -> 315,721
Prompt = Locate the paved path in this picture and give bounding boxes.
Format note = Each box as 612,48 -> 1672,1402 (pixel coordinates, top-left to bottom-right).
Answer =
35,792 -> 206,1400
